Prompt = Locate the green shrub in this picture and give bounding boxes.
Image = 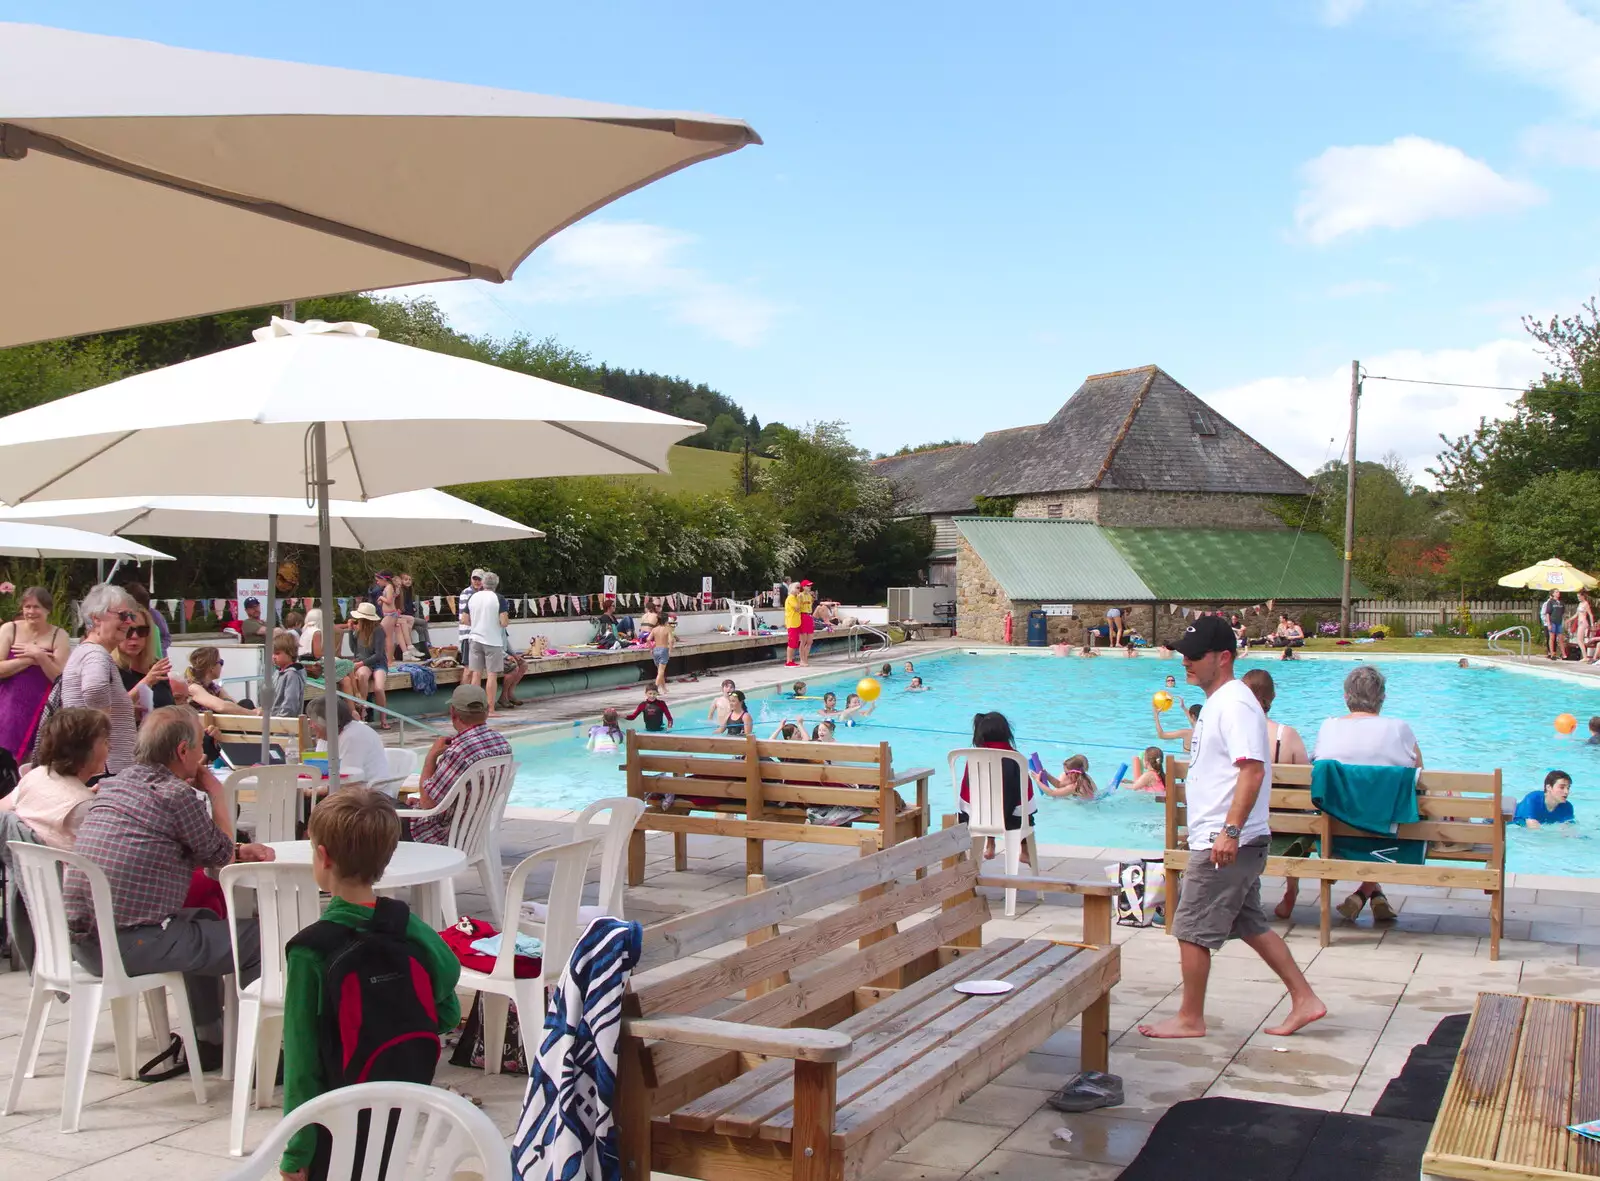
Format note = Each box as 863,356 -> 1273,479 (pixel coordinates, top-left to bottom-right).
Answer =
1469,613 -> 1534,639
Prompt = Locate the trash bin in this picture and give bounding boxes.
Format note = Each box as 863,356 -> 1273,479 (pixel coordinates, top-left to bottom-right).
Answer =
1026,609 -> 1049,647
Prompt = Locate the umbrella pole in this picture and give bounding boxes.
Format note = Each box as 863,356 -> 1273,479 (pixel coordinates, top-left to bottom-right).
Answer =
260,514 -> 277,766
314,423 -> 340,782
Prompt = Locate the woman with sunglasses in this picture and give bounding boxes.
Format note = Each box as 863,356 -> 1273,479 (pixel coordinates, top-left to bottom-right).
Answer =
113,606 -> 181,720
59,583 -> 140,775
183,646 -> 258,716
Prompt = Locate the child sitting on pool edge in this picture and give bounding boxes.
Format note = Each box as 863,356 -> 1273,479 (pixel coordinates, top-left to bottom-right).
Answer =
1037,754 -> 1098,801
1514,770 -> 1576,828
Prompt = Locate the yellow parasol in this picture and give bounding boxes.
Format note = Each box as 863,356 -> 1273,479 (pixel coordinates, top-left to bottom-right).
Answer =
1497,558 -> 1600,591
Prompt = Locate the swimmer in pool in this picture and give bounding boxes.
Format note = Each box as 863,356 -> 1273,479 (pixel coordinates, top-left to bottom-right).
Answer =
1037,754 -> 1098,801
586,707 -> 624,753
842,692 -> 874,725
707,679 -> 737,724
902,661 -> 915,676
1128,746 -> 1167,794
817,691 -> 842,717
906,676 -> 928,691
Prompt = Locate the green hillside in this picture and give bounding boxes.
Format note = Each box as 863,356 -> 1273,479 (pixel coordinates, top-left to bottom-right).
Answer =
605,444 -> 771,497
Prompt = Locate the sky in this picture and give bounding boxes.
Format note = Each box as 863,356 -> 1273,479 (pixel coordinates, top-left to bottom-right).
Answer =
13,1 -> 1600,483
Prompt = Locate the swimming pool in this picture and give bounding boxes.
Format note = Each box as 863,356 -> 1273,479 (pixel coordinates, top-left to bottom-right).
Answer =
508,650 -> 1600,876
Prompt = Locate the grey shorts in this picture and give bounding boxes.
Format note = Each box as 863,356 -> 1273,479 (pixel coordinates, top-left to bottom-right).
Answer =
652,646 -> 671,666
1172,840 -> 1271,950
468,642 -> 504,673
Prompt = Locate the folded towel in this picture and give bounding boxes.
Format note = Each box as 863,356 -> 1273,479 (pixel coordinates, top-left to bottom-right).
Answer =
470,931 -> 543,959
1311,760 -> 1420,834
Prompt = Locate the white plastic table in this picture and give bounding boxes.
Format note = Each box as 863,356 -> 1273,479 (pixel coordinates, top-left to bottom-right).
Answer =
265,839 -> 467,927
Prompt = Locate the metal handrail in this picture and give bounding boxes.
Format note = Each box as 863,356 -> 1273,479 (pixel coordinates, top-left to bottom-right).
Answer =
842,623 -> 893,660
1487,625 -> 1530,659
302,677 -> 448,745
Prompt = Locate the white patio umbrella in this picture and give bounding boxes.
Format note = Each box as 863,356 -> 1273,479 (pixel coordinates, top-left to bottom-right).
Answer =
0,522 -> 171,561
0,487 -> 542,760
0,22 -> 761,348
0,317 -> 701,774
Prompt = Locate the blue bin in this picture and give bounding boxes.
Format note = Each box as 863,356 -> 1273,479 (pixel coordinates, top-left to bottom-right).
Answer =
1026,610 -> 1049,646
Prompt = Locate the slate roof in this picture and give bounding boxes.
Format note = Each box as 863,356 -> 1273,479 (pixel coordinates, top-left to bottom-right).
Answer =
954,518 -> 1156,601
874,366 -> 1311,514
1103,527 -> 1365,601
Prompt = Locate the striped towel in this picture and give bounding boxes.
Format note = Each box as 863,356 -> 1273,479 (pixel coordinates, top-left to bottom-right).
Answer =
512,917 -> 643,1181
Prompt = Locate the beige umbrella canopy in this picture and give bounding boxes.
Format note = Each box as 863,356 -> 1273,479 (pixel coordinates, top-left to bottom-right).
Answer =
1497,558 -> 1600,592
0,21 -> 760,348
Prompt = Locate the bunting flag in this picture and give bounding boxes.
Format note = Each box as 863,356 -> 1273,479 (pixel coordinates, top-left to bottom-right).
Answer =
447,595 -> 457,614
420,601 -> 430,619
1181,607 -> 1191,618
212,598 -> 225,619
183,599 -> 197,621
337,597 -> 349,619
164,598 -> 179,618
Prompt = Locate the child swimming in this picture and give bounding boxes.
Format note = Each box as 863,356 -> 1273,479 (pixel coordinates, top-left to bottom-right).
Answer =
811,718 -> 837,742
1128,746 -> 1166,793
1037,754 -> 1098,801
842,692 -> 875,725
818,691 -> 841,716
586,707 -> 624,753
719,690 -> 752,736
878,662 -> 892,678
625,684 -> 673,732
906,675 -> 928,691
902,661 -> 915,675
706,678 -> 736,724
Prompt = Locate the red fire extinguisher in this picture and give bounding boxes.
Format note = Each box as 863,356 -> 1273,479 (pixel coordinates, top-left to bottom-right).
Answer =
1003,610 -> 1013,644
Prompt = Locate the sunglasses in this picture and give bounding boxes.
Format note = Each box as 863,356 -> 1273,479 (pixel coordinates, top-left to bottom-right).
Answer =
115,610 -> 138,623
126,625 -> 151,638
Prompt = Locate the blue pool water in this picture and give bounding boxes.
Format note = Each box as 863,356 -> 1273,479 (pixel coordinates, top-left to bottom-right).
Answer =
508,651 -> 1600,876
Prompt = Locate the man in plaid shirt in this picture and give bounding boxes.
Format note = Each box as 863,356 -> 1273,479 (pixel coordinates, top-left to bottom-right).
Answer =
66,706 -> 276,1066
411,683 -> 511,845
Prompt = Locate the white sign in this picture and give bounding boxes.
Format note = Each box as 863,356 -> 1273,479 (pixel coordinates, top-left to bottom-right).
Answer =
236,578 -> 270,607
1042,603 -> 1075,616
702,576 -> 714,594
603,574 -> 617,596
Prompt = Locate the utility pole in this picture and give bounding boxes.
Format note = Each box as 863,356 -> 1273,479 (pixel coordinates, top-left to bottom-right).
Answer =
1340,360 -> 1360,637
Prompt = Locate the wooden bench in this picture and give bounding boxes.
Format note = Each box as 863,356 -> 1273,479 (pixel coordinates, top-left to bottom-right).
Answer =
1424,991 -> 1600,1181
202,710 -> 313,762
1163,758 -> 1506,957
616,823 -> 1120,1181
624,731 -> 934,883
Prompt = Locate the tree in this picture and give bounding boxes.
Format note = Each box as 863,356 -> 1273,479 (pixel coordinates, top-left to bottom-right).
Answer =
882,438 -> 969,457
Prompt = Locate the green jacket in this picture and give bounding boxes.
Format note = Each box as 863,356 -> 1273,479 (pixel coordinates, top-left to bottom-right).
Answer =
279,897 -> 462,1172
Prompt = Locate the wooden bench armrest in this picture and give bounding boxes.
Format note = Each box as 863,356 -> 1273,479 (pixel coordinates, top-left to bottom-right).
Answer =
888,766 -> 935,789
978,874 -> 1117,897
625,1015 -> 853,1063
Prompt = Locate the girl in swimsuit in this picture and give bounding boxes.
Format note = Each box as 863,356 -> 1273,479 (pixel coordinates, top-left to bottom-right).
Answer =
1128,746 -> 1167,793
720,690 -> 751,736
587,707 -> 624,753
842,692 -> 874,726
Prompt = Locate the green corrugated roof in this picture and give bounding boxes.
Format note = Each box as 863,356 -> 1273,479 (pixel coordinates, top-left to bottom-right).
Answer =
1102,528 -> 1366,601
954,517 -> 1156,600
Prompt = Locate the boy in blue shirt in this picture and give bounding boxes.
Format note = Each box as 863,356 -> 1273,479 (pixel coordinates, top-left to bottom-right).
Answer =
1514,770 -> 1576,828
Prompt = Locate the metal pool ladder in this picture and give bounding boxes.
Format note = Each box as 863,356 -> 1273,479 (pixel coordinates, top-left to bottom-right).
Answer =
1487,625 -> 1530,659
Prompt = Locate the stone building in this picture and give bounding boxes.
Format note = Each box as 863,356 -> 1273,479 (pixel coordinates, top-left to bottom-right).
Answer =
873,365 -> 1312,586
954,516 -> 1359,646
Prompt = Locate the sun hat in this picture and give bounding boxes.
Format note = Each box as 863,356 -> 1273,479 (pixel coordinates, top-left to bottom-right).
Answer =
349,601 -> 381,622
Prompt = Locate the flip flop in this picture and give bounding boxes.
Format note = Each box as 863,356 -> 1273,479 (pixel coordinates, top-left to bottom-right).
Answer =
1047,1070 -> 1124,1112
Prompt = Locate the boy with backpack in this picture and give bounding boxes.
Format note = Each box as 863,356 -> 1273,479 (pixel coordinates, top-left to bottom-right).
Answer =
279,788 -> 461,1181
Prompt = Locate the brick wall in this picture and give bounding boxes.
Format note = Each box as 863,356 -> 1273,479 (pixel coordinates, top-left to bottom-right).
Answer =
1092,490 -> 1289,528
1012,492 -> 1098,520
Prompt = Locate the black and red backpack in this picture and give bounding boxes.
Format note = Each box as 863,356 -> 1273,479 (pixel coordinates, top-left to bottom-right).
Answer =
287,897 -> 442,1086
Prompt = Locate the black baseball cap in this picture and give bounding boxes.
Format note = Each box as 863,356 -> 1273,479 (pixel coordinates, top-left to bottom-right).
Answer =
1173,615 -> 1237,659
243,597 -> 260,608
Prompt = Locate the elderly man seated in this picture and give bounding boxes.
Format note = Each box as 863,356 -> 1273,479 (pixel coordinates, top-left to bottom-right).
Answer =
410,683 -> 511,845
65,705 -> 275,1069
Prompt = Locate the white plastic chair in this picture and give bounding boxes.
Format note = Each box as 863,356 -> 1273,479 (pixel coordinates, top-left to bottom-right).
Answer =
219,1079 -> 511,1181
369,745 -> 420,797
523,797 -> 646,928
221,861 -> 323,1157
397,755 -> 515,924
3,842 -> 207,1130
456,837 -> 600,1075
948,748 -> 1040,917
227,764 -> 306,843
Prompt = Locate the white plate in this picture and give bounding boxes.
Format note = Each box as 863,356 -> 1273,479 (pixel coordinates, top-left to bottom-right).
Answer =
954,979 -> 1013,995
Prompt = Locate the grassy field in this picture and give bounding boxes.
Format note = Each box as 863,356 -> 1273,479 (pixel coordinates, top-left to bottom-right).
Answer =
1292,636 -> 1499,656
602,444 -> 770,497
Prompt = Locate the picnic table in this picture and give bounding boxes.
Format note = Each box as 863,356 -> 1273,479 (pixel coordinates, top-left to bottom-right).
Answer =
1424,992 -> 1600,1181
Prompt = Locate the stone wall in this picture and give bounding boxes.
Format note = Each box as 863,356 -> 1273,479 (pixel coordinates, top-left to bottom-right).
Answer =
1092,490 -> 1289,528
954,535 -> 1013,642
1012,492 -> 1098,521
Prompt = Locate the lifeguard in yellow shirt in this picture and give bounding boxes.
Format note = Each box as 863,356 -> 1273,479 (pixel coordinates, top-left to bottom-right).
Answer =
783,582 -> 803,666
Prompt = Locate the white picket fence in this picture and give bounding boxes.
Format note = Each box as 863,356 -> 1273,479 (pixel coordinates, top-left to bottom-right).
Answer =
1353,599 -> 1537,629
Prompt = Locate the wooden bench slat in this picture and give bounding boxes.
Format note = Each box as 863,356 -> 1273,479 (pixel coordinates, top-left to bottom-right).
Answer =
637,811 -> 890,847
1501,998 -> 1580,1171
1573,1005 -> 1600,1177
1427,993 -> 1528,1165
639,755 -> 887,787
640,824 -> 968,969
646,897 -> 996,1107
670,937 -> 1038,1135
635,862 -> 977,1014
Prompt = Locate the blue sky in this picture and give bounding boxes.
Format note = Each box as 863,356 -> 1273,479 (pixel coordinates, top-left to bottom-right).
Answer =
14,1 -> 1600,481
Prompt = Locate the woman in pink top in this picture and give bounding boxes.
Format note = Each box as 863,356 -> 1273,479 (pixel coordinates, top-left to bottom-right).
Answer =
0,707 -> 110,848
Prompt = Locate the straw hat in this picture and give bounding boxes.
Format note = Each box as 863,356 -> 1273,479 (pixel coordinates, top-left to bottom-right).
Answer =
349,601 -> 381,622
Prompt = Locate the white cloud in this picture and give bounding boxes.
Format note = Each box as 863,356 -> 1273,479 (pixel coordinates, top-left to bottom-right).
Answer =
1320,0 -> 1368,26
1294,136 -> 1545,244
399,221 -> 777,347
1203,338 -> 1545,484
1451,0 -> 1600,114
1522,121 -> 1600,166
1327,279 -> 1393,298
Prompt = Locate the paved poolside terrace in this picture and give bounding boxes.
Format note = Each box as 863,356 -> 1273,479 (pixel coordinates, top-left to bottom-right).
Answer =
4,640 -> 1598,1180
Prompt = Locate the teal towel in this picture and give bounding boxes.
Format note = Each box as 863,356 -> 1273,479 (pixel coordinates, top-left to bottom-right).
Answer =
1312,760 -> 1425,864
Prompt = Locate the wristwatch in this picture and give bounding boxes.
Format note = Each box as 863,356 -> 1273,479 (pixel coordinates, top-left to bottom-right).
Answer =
1221,824 -> 1242,840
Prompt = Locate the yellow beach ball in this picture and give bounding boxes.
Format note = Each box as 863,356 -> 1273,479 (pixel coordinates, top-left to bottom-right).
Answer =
1153,691 -> 1173,712
857,677 -> 882,702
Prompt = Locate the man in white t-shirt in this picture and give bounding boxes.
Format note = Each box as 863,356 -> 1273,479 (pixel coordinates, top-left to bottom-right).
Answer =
456,569 -> 484,666
463,570 -> 510,713
1139,616 -> 1326,1040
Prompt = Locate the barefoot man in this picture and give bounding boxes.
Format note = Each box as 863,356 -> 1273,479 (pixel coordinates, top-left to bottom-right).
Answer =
1139,615 -> 1326,1040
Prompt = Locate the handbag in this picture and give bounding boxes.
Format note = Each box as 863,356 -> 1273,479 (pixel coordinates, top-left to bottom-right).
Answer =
1111,858 -> 1166,927
450,992 -> 528,1074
